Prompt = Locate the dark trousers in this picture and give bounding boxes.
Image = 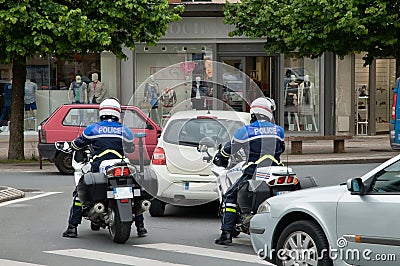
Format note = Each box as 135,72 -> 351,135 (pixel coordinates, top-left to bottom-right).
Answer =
68,186 -> 144,226
220,172 -> 253,232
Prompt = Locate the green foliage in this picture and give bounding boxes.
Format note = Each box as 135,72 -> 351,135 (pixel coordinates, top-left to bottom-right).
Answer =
0,0 -> 184,62
0,0 -> 183,159
224,0 -> 400,65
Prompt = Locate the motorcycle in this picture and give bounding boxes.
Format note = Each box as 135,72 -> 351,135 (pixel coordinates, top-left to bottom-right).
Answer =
55,139 -> 152,244
199,142 -> 317,236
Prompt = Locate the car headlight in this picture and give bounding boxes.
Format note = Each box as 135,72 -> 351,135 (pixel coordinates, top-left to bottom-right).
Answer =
257,200 -> 271,213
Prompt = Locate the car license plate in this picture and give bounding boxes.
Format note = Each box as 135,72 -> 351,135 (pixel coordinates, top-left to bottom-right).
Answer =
113,187 -> 133,199
276,191 -> 290,196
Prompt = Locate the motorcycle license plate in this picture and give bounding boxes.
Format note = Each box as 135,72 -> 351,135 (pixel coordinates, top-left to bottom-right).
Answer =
113,187 -> 133,199
276,191 -> 290,195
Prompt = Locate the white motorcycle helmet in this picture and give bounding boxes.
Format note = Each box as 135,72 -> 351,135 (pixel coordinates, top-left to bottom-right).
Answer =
99,98 -> 121,121
249,97 -> 276,121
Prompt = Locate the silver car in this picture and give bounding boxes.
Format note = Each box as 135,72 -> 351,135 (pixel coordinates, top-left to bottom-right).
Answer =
250,154 -> 400,266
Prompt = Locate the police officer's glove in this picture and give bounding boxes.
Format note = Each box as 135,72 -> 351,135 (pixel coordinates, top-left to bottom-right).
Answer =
213,152 -> 229,168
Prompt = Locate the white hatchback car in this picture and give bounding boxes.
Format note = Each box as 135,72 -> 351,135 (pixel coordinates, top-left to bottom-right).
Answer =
148,110 -> 250,216
250,154 -> 400,266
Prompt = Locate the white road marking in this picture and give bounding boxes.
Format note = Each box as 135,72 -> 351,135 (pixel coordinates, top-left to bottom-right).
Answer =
134,243 -> 273,265
0,259 -> 45,266
45,249 -> 189,266
0,192 -> 61,207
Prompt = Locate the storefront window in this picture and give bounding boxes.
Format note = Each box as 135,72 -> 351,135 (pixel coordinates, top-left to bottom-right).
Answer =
283,54 -> 320,133
26,53 -> 100,91
375,59 -> 395,133
134,44 -> 214,125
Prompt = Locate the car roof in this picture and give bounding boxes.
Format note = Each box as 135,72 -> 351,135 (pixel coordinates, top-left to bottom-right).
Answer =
168,110 -> 251,122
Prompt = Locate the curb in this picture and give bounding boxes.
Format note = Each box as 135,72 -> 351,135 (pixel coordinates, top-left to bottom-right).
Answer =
284,157 -> 391,166
0,187 -> 25,203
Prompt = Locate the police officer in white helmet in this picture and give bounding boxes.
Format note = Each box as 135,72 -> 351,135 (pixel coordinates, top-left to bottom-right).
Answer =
214,97 -> 285,245
62,98 -> 148,238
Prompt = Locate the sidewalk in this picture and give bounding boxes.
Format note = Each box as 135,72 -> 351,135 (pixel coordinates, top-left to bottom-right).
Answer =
0,131 -> 397,165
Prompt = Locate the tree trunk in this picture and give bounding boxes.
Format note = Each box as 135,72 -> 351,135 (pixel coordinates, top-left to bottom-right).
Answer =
8,57 -> 26,160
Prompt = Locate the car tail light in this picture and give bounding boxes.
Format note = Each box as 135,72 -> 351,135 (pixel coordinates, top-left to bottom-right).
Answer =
39,129 -> 47,143
392,93 -> 397,120
152,147 -> 166,165
196,116 -> 217,119
287,175 -> 294,183
268,179 -> 275,186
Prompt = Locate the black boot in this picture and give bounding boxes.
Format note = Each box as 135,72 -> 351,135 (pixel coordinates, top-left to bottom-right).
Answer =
62,224 -> 78,238
215,230 -> 232,245
136,223 -> 148,237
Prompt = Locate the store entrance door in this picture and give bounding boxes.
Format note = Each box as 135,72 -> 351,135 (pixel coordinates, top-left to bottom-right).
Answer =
219,56 -> 274,112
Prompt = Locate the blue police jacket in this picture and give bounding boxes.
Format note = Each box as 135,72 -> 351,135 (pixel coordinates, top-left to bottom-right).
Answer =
71,119 -> 134,172
221,120 -> 285,173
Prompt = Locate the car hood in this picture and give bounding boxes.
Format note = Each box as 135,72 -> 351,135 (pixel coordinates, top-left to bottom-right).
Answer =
267,184 -> 348,217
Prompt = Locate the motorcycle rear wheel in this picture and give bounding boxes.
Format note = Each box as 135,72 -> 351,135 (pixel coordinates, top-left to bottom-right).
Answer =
108,201 -> 132,244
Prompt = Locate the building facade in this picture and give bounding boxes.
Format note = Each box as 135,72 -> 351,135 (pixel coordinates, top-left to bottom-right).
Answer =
0,3 -> 395,137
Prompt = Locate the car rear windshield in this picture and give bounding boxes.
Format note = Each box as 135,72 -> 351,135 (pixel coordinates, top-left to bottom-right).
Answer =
163,118 -> 244,147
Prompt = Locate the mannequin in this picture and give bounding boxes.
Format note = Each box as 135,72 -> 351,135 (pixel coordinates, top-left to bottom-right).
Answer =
144,75 -> 159,108
88,73 -> 107,104
24,78 -> 38,130
0,80 -> 12,131
298,75 -> 318,131
161,87 -> 177,125
284,74 -> 300,131
191,76 -> 207,110
68,75 -> 88,104
144,75 -> 159,124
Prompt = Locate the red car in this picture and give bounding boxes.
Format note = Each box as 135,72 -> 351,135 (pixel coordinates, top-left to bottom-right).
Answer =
38,104 -> 161,174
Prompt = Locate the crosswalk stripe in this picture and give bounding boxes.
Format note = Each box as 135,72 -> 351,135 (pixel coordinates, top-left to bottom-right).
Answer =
0,192 -> 61,207
0,259 -> 45,266
134,243 -> 273,265
45,248 -> 189,266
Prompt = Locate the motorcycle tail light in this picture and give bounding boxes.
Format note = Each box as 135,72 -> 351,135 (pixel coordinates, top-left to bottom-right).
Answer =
123,167 -> 130,176
277,176 -> 286,184
113,167 -> 122,176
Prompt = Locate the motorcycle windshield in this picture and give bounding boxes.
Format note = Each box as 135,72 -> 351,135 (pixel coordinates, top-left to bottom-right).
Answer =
163,118 -> 243,176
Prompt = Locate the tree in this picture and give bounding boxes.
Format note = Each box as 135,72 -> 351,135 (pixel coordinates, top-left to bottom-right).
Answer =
224,0 -> 400,71
0,0 -> 183,160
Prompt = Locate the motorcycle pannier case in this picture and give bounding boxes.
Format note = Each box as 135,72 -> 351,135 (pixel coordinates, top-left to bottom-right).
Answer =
77,172 -> 108,203
237,180 -> 270,214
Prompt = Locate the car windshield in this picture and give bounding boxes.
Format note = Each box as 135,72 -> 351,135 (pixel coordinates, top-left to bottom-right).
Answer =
163,118 -> 244,147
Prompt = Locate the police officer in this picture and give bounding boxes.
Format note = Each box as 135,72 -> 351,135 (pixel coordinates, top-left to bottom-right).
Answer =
214,97 -> 285,245
62,98 -> 148,238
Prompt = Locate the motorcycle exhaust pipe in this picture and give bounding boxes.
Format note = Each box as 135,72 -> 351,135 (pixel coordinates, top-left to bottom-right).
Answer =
87,202 -> 105,220
134,200 -> 151,216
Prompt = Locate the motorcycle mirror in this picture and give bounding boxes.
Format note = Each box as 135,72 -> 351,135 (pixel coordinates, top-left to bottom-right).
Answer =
197,144 -> 208,153
198,137 -> 216,149
63,141 -> 70,150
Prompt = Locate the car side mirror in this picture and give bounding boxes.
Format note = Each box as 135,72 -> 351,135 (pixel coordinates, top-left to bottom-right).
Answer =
347,177 -> 365,195
146,122 -> 154,130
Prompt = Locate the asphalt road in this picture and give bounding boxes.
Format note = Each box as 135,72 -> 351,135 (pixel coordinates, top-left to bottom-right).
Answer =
0,163 -> 378,266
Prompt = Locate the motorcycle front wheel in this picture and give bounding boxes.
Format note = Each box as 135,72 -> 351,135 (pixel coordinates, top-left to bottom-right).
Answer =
108,201 -> 132,244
